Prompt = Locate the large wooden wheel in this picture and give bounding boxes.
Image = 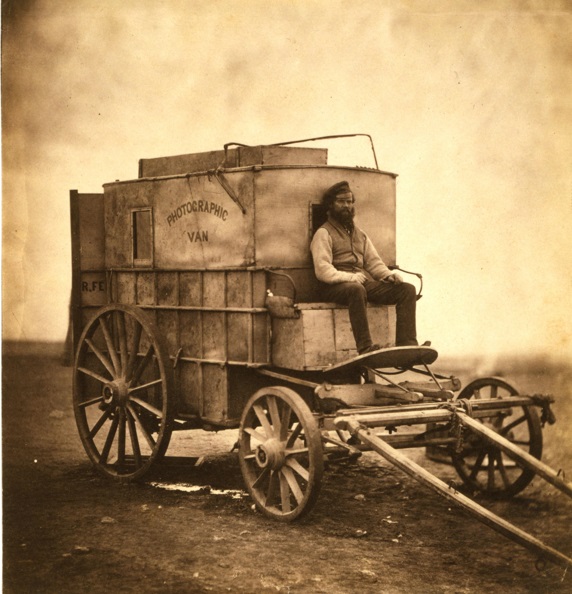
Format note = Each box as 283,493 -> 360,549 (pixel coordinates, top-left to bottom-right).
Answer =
451,377 -> 542,498
73,304 -> 174,480
238,387 -> 324,521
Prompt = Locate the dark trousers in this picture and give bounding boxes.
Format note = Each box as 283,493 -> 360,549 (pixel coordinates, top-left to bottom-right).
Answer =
320,280 -> 417,352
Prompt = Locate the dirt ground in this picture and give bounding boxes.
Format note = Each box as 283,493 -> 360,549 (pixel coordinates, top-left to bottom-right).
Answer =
3,342 -> 572,594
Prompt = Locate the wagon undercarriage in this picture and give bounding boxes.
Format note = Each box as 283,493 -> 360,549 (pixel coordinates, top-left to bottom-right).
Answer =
73,307 -> 572,569
238,354 -> 572,569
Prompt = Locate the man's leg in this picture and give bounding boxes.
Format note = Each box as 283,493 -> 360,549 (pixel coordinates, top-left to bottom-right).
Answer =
320,282 -> 373,353
364,280 -> 418,346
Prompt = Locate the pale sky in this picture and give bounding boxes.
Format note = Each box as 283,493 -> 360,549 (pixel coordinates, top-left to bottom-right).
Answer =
3,0 -> 572,361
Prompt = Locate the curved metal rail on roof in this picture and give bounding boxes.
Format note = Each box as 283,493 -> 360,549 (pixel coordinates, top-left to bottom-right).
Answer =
223,133 -> 379,170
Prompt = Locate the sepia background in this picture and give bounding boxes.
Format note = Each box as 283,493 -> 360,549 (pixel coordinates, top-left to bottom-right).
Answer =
3,0 -> 572,362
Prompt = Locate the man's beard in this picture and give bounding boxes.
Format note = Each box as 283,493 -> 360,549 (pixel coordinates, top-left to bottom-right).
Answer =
331,208 -> 355,227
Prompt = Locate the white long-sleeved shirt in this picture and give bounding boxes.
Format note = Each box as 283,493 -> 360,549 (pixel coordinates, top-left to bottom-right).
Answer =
310,217 -> 393,284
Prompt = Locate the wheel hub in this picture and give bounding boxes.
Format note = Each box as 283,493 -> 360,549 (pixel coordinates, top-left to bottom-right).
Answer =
102,380 -> 130,407
254,439 -> 285,470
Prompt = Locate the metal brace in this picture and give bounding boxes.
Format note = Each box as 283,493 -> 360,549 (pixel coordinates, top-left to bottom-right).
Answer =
207,168 -> 247,214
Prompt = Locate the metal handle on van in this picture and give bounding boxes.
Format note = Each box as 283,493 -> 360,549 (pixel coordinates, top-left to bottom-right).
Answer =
389,265 -> 423,300
265,269 -> 297,302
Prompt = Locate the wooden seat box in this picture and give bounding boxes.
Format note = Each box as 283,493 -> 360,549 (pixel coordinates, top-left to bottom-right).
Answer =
271,303 -> 396,370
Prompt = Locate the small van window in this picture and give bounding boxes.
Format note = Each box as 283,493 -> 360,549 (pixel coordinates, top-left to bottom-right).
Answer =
311,203 -> 328,236
132,208 -> 153,265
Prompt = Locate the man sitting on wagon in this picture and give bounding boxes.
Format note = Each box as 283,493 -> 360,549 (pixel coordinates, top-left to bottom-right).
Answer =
310,181 -> 425,355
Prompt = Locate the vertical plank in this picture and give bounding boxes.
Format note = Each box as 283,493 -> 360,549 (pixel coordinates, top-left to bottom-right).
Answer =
369,307 -> 394,348
178,361 -> 201,416
116,272 -> 136,304
179,312 -> 202,358
252,314 -> 270,364
203,271 -> 226,307
303,309 -> 337,367
202,364 -> 228,422
252,270 -> 267,307
156,311 -> 178,354
136,272 -> 155,305
157,272 -> 179,306
270,318 -> 304,368
333,308 -> 356,351
227,313 -> 249,361
226,271 -> 250,307
69,191 -> 82,352
202,312 -> 225,360
179,272 -> 202,306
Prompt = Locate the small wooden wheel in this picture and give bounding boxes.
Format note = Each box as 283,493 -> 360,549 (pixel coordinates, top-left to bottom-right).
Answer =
451,377 -> 542,498
73,304 -> 174,480
238,387 -> 324,521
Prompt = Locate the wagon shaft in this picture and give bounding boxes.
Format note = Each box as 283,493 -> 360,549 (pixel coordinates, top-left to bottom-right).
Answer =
456,411 -> 572,498
334,407 -> 572,570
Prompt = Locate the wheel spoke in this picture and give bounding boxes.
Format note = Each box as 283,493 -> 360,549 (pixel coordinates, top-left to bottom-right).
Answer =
286,421 -> 303,448
285,457 -> 310,481
100,414 -> 120,464
279,472 -> 292,513
85,338 -> 116,377
511,439 -> 531,446
127,403 -> 156,449
126,408 -> 142,468
128,378 -> 163,394
284,447 -> 309,456
116,311 -> 128,375
117,408 -> 126,467
78,395 -> 104,409
89,407 -> 113,439
130,396 -> 163,419
280,405 -> 292,441
244,427 -> 267,444
253,403 -> 273,437
267,396 -> 282,436
265,470 -> 279,506
469,450 -> 487,479
496,452 -> 511,488
78,366 -> 111,386
490,384 -> 498,399
282,466 -> 304,505
500,414 -> 526,436
487,452 -> 496,490
126,323 -> 143,381
99,316 -> 120,375
252,466 -> 269,489
131,344 -> 154,386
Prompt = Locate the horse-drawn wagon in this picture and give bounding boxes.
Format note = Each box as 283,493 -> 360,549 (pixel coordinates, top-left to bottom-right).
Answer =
70,135 -> 571,569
